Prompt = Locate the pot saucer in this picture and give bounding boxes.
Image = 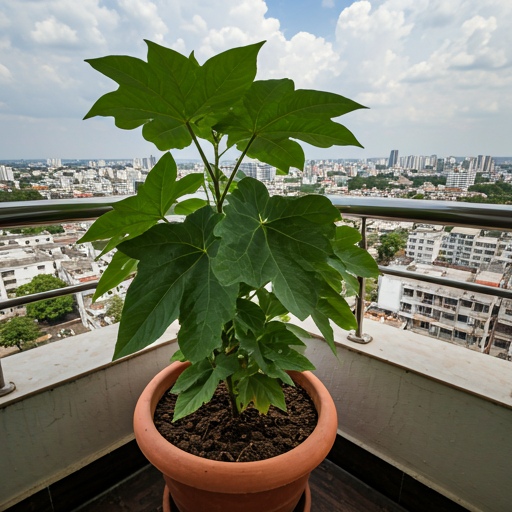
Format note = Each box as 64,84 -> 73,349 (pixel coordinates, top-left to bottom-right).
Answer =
163,482 -> 311,512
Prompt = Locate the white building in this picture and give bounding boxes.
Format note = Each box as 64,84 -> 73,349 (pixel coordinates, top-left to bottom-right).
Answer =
446,169 -> 476,190
406,230 -> 443,264
238,160 -> 276,182
0,165 -> 14,181
440,228 -> 498,268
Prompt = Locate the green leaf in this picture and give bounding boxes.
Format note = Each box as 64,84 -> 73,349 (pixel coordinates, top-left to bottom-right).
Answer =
213,177 -> 339,320
84,41 -> 265,150
93,251 -> 138,302
284,323 -> 311,343
216,78 -> 366,173
332,226 -> 380,279
172,353 -> 240,421
311,309 -> 336,355
172,358 -> 212,394
174,198 -> 208,215
328,256 -> 360,296
78,153 -> 203,255
237,373 -> 287,414
112,206 -> 238,361
238,330 -> 268,372
234,298 -> 266,335
256,289 -> 288,320
170,349 -> 186,363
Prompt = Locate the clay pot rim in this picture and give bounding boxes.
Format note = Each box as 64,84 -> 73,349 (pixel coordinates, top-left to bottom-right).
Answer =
134,361 -> 337,494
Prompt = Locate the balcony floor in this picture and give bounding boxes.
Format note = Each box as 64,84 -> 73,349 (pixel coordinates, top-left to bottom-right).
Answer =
74,458 -> 408,512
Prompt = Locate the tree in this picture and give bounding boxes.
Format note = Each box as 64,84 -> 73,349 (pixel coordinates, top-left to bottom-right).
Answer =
0,316 -> 41,351
377,233 -> 407,263
106,295 -> 124,323
0,189 -> 44,202
16,275 -> 74,322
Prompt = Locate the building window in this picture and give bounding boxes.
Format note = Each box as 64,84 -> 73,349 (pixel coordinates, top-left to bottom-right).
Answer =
457,314 -> 468,323
474,303 -> 489,313
454,330 -> 467,340
427,240 -> 435,245
404,288 -> 414,297
461,300 -> 472,308
4,279 -> 16,285
1,270 -> 14,277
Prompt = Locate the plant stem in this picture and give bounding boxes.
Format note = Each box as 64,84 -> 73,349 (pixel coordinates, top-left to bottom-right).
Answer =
225,375 -> 240,419
218,134 -> 256,210
186,123 -> 222,212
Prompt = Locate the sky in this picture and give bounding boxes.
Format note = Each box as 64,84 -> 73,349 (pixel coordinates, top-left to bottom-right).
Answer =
0,0 -> 511,162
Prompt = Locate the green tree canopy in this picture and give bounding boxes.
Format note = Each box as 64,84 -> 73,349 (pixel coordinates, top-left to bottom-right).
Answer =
377,232 -> 407,263
0,316 -> 41,351
0,189 -> 44,202
16,275 -> 74,322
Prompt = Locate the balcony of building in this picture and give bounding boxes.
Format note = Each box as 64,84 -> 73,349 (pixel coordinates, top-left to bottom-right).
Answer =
1,196 -> 512,512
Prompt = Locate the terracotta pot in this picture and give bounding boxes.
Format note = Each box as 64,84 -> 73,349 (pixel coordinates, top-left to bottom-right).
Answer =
134,361 -> 337,512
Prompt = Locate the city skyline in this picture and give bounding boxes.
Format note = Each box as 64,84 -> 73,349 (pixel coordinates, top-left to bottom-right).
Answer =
0,1 -> 511,160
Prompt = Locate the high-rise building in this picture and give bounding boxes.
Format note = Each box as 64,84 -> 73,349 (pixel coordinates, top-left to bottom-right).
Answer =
150,155 -> 156,168
238,160 -> 276,182
477,155 -> 493,173
446,169 -> 476,190
388,150 -> 398,168
0,165 -> 14,181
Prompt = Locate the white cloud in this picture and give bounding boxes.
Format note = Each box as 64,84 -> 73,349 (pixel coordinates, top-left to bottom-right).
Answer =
118,0 -> 168,43
0,63 -> 13,83
31,16 -> 78,45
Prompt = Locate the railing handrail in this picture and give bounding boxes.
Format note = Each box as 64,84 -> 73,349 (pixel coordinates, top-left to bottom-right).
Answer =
2,195 -> 512,230
0,196 -> 127,229
328,196 -> 512,231
1,195 -> 512,331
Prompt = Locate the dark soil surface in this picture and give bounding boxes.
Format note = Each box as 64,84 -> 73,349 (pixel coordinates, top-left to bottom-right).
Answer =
154,382 -> 318,462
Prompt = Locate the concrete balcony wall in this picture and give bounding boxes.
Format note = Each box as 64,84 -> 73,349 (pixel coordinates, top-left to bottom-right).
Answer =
1,318 -> 512,512
0,323 -> 179,511
297,318 -> 512,512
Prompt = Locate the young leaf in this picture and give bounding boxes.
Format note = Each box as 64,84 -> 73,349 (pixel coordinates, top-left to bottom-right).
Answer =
237,373 -> 287,414
112,206 -> 238,361
234,298 -> 266,335
172,353 -> 240,421
170,349 -> 186,363
174,198 -> 208,215
92,250 -> 138,302
256,289 -> 288,320
311,309 -> 336,355
84,41 -> 265,151
213,177 -> 339,320
78,153 -> 203,255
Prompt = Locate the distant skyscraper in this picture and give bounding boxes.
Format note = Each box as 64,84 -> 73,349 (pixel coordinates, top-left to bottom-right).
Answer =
150,155 -> 156,168
477,155 -> 493,173
388,150 -> 398,168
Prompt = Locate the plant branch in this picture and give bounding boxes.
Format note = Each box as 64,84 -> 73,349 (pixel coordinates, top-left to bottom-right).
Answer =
186,123 -> 222,210
218,134 -> 256,210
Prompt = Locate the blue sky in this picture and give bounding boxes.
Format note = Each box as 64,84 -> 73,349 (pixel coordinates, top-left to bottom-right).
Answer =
0,0 -> 511,162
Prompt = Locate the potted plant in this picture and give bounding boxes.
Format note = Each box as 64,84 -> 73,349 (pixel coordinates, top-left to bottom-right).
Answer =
79,40 -> 379,512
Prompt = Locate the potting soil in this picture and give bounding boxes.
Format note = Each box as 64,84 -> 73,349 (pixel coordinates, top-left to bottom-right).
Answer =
154,382 -> 318,462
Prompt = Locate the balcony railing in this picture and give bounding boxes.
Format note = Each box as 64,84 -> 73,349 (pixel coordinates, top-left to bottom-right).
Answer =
1,195 -> 512,394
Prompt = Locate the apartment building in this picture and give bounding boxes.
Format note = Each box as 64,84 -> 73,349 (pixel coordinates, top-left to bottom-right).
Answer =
378,265 -> 511,357
440,227 -> 498,268
406,230 -> 442,264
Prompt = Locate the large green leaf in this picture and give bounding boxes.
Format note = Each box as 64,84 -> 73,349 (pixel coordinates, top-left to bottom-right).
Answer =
234,298 -> 266,335
237,372 -> 286,414
216,79 -> 367,173
172,354 -> 240,421
84,41 -> 264,150
213,177 -> 339,320
112,206 -> 238,361
92,251 -> 138,302
78,153 -> 203,255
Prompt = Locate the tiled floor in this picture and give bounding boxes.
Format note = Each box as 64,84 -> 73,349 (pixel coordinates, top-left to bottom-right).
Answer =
75,459 -> 408,512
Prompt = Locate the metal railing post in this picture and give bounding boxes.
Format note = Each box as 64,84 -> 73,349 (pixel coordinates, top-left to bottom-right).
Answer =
348,217 -> 373,344
0,359 -> 15,397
